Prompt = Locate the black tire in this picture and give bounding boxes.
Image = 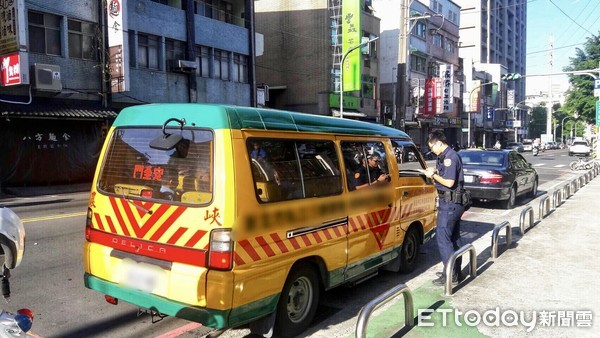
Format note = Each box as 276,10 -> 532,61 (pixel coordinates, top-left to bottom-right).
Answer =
569,152 -> 573,156
570,161 -> 578,171
502,186 -> 516,209
529,179 -> 538,198
399,227 -> 421,273
274,265 -> 320,338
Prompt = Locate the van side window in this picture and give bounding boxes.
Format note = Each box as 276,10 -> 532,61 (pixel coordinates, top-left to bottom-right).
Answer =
341,141 -> 388,191
247,139 -> 342,203
391,139 -> 426,177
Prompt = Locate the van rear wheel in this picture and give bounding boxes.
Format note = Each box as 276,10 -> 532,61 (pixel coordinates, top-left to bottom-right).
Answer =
274,265 -> 320,337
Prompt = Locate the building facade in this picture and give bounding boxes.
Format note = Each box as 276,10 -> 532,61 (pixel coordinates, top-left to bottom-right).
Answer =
0,0 -> 254,191
456,0 -> 527,147
254,0 -> 381,121
376,0 -> 462,148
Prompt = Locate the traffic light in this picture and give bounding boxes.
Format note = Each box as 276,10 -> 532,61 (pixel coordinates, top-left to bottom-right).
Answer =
501,73 -> 522,81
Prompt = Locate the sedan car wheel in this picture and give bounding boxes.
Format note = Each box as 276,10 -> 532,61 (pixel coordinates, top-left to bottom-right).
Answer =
503,186 -> 516,209
529,179 -> 538,198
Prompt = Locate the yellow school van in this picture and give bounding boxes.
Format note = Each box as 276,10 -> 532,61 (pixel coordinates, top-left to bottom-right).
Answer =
83,104 -> 436,337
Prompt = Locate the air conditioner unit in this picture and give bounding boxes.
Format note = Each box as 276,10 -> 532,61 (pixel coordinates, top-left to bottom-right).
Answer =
169,59 -> 197,73
32,63 -> 62,92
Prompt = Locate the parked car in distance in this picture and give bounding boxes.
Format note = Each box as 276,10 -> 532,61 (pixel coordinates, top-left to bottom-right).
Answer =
522,139 -> 533,152
459,149 -> 538,209
569,141 -> 591,156
506,142 -> 524,153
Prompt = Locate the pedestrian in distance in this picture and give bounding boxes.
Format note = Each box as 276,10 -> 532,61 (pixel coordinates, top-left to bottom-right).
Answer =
494,140 -> 501,149
424,130 -> 469,286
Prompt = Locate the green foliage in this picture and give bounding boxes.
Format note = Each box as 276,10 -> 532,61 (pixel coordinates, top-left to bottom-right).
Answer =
563,33 -> 600,124
529,105 -> 547,138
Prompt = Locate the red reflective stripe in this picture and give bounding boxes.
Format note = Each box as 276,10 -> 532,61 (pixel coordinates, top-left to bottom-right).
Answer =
109,197 -> 128,234
105,216 -> 118,234
185,230 -> 207,247
93,213 -> 105,231
300,234 -> 311,246
150,206 -> 187,241
322,229 -> 332,241
332,225 -> 342,237
357,217 -> 367,230
233,251 -> 245,265
349,218 -> 358,232
288,237 -> 301,250
239,240 -> 261,261
270,233 -> 289,253
167,227 -> 188,245
312,231 -> 322,243
88,228 -> 206,267
255,236 -> 275,257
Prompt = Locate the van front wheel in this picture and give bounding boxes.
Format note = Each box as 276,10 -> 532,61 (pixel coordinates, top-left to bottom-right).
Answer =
399,227 -> 420,273
274,265 -> 320,337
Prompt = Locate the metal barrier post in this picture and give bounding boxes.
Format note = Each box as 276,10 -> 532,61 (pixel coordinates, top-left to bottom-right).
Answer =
538,196 -> 550,220
444,243 -> 477,297
562,184 -> 571,199
519,206 -> 534,236
491,221 -> 513,259
552,190 -> 562,209
572,179 -> 579,192
355,284 -> 414,338
580,176 -> 585,187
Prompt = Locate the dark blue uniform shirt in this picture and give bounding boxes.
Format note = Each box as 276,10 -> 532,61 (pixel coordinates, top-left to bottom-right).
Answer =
434,146 -> 464,192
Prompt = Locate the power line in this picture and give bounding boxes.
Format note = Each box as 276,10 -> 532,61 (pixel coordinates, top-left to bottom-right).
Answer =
548,0 -> 595,36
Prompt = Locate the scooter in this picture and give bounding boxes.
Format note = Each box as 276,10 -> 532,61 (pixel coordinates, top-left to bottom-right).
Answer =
0,206 -> 34,337
532,146 -> 539,156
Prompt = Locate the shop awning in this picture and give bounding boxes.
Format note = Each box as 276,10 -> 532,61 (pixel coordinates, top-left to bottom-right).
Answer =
1,101 -> 117,121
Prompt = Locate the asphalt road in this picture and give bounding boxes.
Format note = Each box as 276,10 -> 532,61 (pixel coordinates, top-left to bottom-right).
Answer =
1,149 -> 578,338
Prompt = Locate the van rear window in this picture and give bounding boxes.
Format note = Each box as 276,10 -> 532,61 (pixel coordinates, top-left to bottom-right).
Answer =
98,128 -> 213,205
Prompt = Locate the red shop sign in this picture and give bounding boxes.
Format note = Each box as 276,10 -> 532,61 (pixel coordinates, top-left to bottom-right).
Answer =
1,53 -> 22,86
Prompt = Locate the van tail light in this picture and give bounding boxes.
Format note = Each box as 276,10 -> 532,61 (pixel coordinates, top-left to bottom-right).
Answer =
105,295 -> 118,305
479,173 -> 503,184
208,229 -> 233,270
85,208 -> 93,241
141,189 -> 153,198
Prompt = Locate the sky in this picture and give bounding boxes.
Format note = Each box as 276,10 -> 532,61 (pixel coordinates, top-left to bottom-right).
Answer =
526,0 -> 600,95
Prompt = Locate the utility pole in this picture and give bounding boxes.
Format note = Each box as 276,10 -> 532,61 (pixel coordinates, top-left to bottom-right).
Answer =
396,0 -> 410,130
547,35 -> 554,141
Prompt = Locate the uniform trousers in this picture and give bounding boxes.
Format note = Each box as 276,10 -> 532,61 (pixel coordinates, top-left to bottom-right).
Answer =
436,198 -> 465,277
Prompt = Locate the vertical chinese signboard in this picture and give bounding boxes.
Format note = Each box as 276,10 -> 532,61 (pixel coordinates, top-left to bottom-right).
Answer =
0,0 -> 26,55
470,80 -> 481,113
341,0 -> 361,92
106,0 -> 129,92
423,78 -> 436,117
439,64 -> 454,114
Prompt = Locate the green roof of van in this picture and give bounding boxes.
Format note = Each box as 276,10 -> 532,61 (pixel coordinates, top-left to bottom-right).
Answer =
112,104 -> 410,138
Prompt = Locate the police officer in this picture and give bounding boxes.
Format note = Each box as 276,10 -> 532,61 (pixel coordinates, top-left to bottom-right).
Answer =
353,154 -> 389,190
424,130 -> 465,286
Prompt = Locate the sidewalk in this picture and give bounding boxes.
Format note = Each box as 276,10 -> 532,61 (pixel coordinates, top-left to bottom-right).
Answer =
360,173 -> 599,337
0,183 -> 91,202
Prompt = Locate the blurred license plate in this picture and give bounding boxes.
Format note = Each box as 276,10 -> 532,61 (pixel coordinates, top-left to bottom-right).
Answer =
123,263 -> 160,293
464,175 -> 474,183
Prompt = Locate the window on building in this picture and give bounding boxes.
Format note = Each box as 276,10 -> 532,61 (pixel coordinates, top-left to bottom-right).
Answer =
214,49 -> 229,81
233,53 -> 248,83
413,21 -> 426,39
150,0 -> 182,9
433,34 -> 443,48
410,54 -> 426,73
362,75 -> 376,99
445,38 -> 455,53
28,11 -> 62,56
138,33 -> 160,69
68,19 -> 96,60
194,0 -> 234,24
196,45 -> 211,77
166,38 -> 186,72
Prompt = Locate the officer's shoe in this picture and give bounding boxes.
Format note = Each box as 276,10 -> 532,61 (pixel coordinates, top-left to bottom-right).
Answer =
432,274 -> 459,286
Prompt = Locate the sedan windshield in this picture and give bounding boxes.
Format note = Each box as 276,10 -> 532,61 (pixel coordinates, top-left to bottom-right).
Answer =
459,152 -> 505,167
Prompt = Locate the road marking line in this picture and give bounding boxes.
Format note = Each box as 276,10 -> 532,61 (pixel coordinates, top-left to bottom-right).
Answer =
155,323 -> 203,338
554,164 -> 566,168
22,211 -> 87,223
533,163 -> 546,166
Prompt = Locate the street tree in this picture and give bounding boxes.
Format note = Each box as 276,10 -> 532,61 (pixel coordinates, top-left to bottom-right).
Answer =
562,33 -> 600,124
